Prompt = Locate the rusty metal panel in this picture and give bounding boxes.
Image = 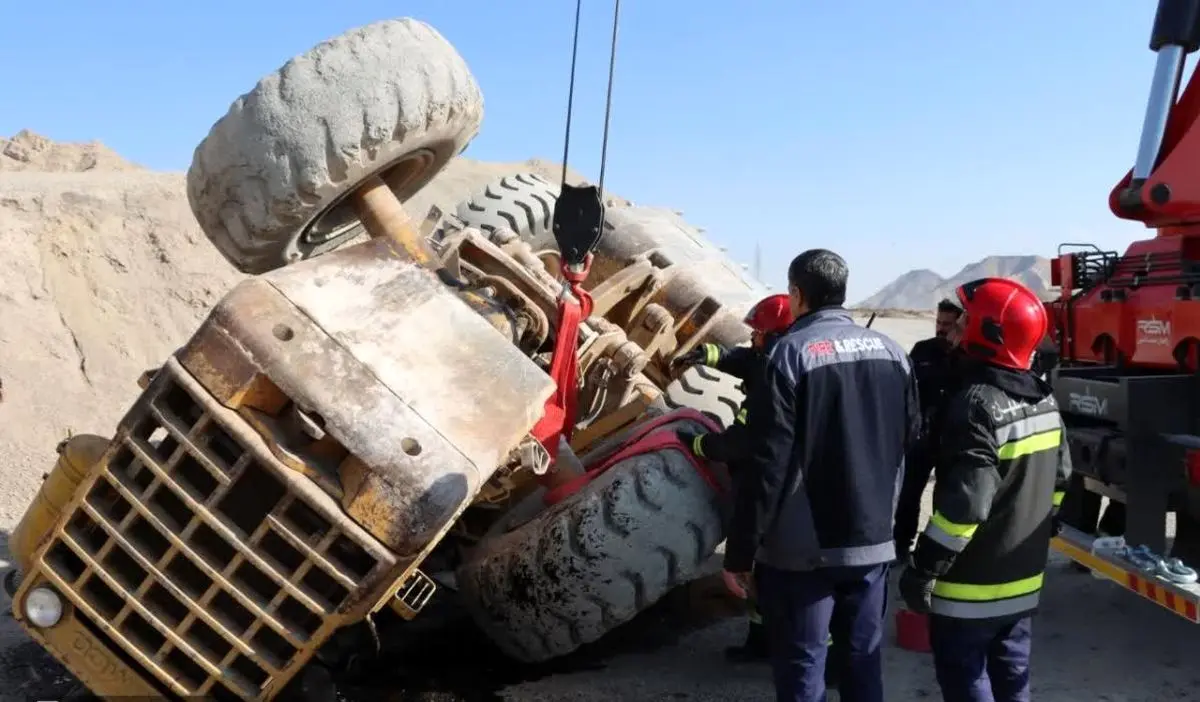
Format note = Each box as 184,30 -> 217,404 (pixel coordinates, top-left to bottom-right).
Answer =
176,284 -> 469,557
178,238 -> 553,558
262,237 -> 554,475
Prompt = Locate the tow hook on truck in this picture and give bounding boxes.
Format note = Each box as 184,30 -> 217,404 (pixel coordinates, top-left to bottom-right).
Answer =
1052,526 -> 1200,622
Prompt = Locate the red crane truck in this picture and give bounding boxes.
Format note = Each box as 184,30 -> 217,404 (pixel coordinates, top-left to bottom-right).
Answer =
1047,0 -> 1200,622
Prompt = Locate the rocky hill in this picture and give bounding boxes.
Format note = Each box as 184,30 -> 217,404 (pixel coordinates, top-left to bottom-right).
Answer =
0,130 -> 576,526
856,255 -> 1053,311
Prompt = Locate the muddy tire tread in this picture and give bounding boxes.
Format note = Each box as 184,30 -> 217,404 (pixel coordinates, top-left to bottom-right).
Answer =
456,420 -> 725,662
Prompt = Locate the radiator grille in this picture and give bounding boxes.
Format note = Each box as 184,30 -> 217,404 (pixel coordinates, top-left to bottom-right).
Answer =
36,372 -> 383,700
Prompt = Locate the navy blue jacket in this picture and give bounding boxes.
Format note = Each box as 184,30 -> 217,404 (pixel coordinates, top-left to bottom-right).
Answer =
724,307 -> 920,573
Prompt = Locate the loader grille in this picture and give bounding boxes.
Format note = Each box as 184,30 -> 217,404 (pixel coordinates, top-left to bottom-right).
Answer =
36,371 -> 383,700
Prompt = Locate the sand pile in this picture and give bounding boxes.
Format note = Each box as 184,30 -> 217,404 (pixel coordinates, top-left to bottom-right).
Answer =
0,134 -> 240,524
1,129 -> 144,174
0,130 -> 566,526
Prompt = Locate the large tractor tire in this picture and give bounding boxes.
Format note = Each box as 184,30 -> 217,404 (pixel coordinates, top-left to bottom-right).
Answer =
186,18 -> 484,274
453,172 -> 560,248
651,365 -> 745,430
456,416 -> 727,663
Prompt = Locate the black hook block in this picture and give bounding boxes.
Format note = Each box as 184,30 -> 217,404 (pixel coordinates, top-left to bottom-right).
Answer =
552,183 -> 605,268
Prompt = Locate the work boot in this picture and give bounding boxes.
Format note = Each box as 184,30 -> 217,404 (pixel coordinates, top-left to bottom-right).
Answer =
724,622 -> 769,663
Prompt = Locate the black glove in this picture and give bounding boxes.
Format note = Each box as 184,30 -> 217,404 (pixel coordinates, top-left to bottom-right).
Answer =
676,430 -> 705,457
1051,507 -> 1064,537
671,344 -> 719,372
898,566 -> 935,614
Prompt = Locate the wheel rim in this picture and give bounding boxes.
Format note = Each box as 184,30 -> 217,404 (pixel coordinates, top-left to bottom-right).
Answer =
301,149 -> 437,245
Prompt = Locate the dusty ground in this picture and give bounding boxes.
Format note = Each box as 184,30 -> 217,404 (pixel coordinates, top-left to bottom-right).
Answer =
0,133 -> 1195,701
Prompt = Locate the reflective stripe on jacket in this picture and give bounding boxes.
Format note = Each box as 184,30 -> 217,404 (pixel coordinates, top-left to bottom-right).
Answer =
693,344 -> 765,464
914,362 -> 1071,620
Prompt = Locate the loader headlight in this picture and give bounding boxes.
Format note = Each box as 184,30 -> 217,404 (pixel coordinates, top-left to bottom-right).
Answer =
24,586 -> 63,628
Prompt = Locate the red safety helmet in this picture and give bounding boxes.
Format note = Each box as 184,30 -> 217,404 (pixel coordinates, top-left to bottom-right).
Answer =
954,278 -> 1048,371
744,294 -> 794,336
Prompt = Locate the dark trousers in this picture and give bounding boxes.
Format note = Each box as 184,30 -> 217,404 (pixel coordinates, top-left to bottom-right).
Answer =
825,602 -> 851,688
756,563 -> 889,702
930,614 -> 1033,702
894,446 -> 936,557
747,600 -> 849,689
745,592 -> 847,690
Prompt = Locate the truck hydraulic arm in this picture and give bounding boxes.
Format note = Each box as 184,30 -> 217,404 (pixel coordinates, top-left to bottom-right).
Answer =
1113,0 -> 1200,229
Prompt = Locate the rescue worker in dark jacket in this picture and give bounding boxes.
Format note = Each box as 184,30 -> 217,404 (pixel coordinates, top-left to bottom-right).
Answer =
723,249 -> 919,702
899,277 -> 1072,702
893,298 -> 964,560
671,293 -> 795,664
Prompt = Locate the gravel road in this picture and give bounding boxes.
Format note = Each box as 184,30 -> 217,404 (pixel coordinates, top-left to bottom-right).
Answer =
1,316 -> 1195,701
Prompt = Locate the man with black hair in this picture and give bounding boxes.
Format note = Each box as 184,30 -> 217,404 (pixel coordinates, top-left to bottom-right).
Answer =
893,298 -> 965,561
726,248 -> 919,702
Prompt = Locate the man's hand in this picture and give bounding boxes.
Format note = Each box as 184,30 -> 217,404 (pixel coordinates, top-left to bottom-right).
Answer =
722,570 -> 753,600
672,343 -> 726,375
898,566 -> 935,614
670,346 -> 708,373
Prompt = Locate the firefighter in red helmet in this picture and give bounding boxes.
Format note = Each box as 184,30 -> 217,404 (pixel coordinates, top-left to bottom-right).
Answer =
672,292 -> 792,468
672,293 -> 793,467
672,293 -> 793,664
899,277 -> 1072,702
672,293 -> 793,391
744,294 -> 794,349
675,293 -> 793,365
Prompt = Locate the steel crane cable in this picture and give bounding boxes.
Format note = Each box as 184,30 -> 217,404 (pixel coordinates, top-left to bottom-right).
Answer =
558,0 -> 622,233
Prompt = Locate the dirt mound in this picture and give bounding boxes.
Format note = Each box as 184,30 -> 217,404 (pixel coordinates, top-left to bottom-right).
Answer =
0,131 -> 568,527
0,167 -> 239,524
0,130 -> 144,173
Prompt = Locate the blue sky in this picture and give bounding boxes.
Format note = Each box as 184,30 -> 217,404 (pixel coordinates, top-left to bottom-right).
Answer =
0,1 -> 1179,302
